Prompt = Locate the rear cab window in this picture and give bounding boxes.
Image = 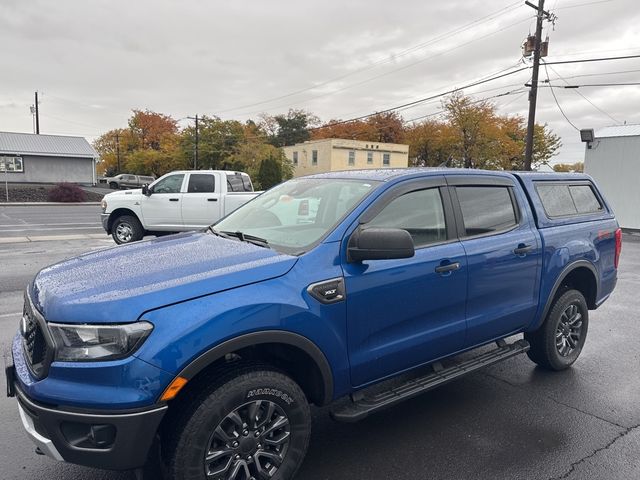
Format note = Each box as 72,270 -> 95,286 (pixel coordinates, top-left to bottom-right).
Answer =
227,173 -> 253,192
535,182 -> 603,218
454,186 -> 518,237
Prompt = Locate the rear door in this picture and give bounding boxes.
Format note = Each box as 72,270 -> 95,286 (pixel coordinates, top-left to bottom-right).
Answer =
446,175 -> 541,347
181,173 -> 222,228
140,173 -> 186,229
344,177 -> 468,386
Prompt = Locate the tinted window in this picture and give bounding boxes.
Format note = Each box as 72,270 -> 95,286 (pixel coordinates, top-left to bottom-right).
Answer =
152,174 -> 184,194
368,188 -> 447,247
570,185 -> 602,214
536,183 -> 603,217
456,186 -> 517,236
188,174 -> 215,193
227,174 -> 252,192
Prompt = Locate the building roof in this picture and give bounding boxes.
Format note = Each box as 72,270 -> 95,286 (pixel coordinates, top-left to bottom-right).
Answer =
0,131 -> 97,158
594,125 -> 640,139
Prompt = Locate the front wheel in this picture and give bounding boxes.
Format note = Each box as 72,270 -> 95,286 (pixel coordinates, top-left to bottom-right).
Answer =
111,215 -> 144,244
165,368 -> 311,480
525,289 -> 589,370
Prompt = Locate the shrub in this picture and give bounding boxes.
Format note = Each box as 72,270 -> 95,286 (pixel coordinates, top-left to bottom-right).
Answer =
47,183 -> 87,202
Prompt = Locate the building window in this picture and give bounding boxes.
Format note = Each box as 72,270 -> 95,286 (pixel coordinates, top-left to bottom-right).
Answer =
312,150 -> 318,166
0,156 -> 24,173
383,153 -> 390,166
367,152 -> 373,164
348,151 -> 355,166
293,151 -> 298,166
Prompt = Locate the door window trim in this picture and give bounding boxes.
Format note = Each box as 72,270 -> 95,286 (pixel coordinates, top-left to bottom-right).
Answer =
354,177 -> 458,250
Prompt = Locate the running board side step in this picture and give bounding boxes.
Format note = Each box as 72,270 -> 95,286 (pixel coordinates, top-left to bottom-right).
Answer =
331,339 -> 530,423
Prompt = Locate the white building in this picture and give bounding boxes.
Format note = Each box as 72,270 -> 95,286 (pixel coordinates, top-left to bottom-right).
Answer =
583,125 -> 640,230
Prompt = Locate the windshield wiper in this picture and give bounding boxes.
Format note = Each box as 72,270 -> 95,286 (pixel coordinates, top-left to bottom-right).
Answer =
220,230 -> 270,249
206,226 -> 235,239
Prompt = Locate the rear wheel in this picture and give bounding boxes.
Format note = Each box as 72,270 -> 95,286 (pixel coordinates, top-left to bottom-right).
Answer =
111,215 -> 144,244
525,289 -> 589,370
165,368 -> 311,480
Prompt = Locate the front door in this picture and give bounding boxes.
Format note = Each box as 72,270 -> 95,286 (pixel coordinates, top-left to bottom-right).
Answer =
344,181 -> 468,387
181,173 -> 222,228
141,173 -> 185,229
446,176 -> 541,347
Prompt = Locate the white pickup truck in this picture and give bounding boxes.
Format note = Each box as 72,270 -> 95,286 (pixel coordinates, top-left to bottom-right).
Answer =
100,170 -> 259,244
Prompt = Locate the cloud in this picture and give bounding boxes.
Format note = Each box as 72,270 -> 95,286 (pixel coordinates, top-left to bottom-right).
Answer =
0,0 -> 638,160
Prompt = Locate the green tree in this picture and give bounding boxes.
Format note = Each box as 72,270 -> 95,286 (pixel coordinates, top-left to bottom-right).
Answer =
261,109 -> 319,147
257,156 -> 284,189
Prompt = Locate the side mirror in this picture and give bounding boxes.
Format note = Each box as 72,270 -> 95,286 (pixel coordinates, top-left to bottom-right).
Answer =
347,227 -> 415,263
142,184 -> 151,196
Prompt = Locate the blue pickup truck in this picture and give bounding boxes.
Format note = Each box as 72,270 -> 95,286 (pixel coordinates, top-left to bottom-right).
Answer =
7,168 -> 621,480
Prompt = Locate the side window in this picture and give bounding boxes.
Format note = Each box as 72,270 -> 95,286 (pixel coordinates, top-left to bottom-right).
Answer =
187,174 -> 215,193
456,186 -> 517,236
536,183 -> 603,217
367,188 -> 447,247
227,175 -> 248,192
152,174 -> 184,194
570,185 -> 602,214
383,153 -> 390,166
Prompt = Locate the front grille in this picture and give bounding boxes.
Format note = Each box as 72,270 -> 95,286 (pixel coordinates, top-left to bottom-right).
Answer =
22,292 -> 52,379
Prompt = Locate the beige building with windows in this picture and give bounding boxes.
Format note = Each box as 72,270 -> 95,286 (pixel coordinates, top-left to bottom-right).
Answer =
283,138 -> 409,177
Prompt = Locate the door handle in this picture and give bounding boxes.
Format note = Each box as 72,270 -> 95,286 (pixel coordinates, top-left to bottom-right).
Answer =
435,262 -> 461,274
513,244 -> 533,256
169,198 -> 179,202
207,198 -> 218,202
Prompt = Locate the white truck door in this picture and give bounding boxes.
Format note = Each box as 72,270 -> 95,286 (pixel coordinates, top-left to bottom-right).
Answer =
140,173 -> 186,229
181,173 -> 222,228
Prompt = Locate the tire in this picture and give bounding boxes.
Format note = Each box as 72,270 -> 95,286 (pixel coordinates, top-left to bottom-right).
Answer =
111,215 -> 144,244
525,289 -> 589,371
109,182 -> 118,189
165,367 -> 311,480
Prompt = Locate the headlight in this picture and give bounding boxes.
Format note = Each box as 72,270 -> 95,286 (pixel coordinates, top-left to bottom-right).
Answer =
48,321 -> 153,361
101,198 -> 107,211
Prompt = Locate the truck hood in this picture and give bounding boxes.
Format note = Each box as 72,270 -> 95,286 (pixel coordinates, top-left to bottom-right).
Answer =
31,232 -> 297,323
104,189 -> 143,200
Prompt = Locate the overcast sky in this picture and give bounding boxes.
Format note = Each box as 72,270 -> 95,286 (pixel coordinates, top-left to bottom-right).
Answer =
1,0 -> 639,164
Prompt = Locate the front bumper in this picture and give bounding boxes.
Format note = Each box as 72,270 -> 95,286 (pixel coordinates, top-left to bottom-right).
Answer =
100,213 -> 110,233
8,369 -> 167,471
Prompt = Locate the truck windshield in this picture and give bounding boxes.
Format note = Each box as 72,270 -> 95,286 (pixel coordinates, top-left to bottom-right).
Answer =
214,178 -> 380,254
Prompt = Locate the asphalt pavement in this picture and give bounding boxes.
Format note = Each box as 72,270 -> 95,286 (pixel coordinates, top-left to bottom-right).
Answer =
0,235 -> 638,480
0,204 -> 106,240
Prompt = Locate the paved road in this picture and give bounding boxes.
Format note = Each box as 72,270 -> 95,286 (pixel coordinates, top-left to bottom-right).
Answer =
0,204 -> 105,239
0,237 -> 638,480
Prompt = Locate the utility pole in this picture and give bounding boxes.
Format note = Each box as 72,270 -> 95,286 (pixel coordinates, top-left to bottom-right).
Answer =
187,115 -> 200,169
524,0 -> 552,171
115,133 -> 121,173
194,114 -> 199,169
34,91 -> 40,134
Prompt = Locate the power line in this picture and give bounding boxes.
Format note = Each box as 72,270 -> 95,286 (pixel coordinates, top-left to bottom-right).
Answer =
543,63 -> 580,131
233,14 -> 535,117
544,62 -> 621,123
555,0 -> 617,10
307,66 -> 531,132
544,54 -> 640,65
213,1 -> 524,114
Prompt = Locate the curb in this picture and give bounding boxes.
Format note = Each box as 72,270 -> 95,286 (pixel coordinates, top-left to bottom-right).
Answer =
0,233 -> 110,244
0,202 -> 102,206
